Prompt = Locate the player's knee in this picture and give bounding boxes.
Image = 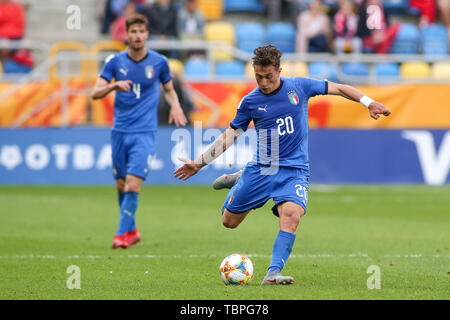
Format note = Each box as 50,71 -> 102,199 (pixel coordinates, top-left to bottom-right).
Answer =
222,218 -> 238,229
280,205 -> 304,226
124,175 -> 143,193
125,183 -> 140,193
222,212 -> 240,229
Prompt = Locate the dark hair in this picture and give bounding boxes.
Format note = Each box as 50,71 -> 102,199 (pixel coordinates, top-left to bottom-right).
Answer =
252,45 -> 282,69
126,14 -> 149,31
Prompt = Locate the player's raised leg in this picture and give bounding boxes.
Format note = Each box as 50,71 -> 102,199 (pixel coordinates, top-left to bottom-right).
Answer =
262,201 -> 304,285
222,208 -> 250,229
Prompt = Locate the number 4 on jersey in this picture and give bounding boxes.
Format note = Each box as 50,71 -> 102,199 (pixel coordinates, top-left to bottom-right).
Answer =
132,83 -> 141,99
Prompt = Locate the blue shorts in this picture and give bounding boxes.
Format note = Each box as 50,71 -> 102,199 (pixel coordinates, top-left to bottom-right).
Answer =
222,163 -> 309,217
111,130 -> 156,180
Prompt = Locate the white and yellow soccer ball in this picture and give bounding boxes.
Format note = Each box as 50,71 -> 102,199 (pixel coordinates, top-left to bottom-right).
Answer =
219,253 -> 254,285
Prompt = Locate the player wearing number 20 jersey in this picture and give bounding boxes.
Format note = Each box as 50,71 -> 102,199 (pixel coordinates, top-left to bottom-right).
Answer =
174,45 -> 390,284
224,77 -> 327,217
231,77 -> 327,171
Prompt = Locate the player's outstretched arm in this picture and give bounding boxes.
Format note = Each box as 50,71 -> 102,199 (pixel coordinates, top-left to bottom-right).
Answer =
91,77 -> 132,100
162,80 -> 187,127
174,127 -> 243,181
327,81 -> 391,120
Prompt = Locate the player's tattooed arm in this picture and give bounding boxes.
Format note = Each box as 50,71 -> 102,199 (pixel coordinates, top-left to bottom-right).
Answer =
174,127 -> 243,181
326,81 -> 391,120
91,77 -> 132,100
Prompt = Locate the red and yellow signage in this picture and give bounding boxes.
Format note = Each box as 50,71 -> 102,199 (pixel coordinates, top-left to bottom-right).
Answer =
1,79 -> 449,128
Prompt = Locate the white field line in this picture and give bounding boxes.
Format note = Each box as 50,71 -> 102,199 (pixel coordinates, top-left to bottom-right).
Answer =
0,253 -> 447,260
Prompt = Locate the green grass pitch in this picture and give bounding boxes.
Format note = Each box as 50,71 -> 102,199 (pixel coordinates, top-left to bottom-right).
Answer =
0,185 -> 448,300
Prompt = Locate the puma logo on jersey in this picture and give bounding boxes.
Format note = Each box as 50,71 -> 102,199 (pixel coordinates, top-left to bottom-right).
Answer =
119,68 -> 128,76
258,105 -> 268,112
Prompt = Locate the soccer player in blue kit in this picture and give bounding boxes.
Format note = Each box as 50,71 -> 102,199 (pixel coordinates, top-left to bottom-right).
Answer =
174,45 -> 391,285
92,14 -> 187,249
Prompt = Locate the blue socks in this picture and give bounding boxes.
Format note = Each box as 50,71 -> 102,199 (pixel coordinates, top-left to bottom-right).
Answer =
268,230 -> 296,272
116,191 -> 139,236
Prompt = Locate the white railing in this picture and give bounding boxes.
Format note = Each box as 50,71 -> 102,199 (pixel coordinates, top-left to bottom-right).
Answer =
1,39 -> 449,83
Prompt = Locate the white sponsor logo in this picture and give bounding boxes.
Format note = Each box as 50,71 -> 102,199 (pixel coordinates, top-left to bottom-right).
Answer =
0,144 -> 112,171
119,68 -> 128,76
258,105 -> 268,112
402,130 -> 450,185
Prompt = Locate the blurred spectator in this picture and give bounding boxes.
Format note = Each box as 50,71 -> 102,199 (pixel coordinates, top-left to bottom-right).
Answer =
333,0 -> 362,54
262,0 -> 302,24
437,0 -> 450,31
101,0 -> 145,35
409,0 -> 436,27
177,0 -> 205,40
0,0 -> 33,74
111,2 -> 137,43
158,74 -> 193,126
142,0 -> 178,39
356,0 -> 400,54
0,0 -> 25,40
296,0 -> 331,53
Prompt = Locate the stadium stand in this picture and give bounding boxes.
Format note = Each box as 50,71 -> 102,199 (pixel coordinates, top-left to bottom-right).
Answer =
308,61 -> 338,82
420,24 -> 449,56
375,62 -> 400,79
292,61 -> 308,77
196,0 -> 223,20
204,21 -> 235,60
431,61 -> 450,78
382,0 -> 410,14
266,22 -> 296,53
224,0 -> 264,12
400,61 -> 431,78
168,58 -> 185,76
235,22 -> 266,53
390,23 -> 421,54
184,58 -> 211,76
216,60 -> 245,76
1,0 -> 449,83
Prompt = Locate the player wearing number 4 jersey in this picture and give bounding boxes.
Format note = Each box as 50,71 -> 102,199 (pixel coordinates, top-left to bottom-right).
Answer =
174,45 -> 391,285
91,14 -> 187,249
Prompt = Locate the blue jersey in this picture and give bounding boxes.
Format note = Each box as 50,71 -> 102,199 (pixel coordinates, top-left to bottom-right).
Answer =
230,77 -> 327,171
100,49 -> 172,133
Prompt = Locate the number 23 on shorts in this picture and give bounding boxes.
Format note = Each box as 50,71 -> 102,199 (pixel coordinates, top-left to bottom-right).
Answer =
295,184 -> 308,200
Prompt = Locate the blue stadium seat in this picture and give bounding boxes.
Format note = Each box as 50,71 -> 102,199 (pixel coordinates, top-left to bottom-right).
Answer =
382,0 -> 409,14
266,22 -> 296,53
2,59 -> 32,73
375,62 -> 400,77
375,62 -> 400,82
224,0 -> 263,12
216,60 -> 245,77
308,62 -> 338,82
421,24 -> 448,55
390,23 -> 420,54
184,59 -> 211,77
235,22 -> 266,53
341,62 -> 369,76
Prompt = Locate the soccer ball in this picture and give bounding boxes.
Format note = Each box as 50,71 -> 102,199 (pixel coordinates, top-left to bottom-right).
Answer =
219,253 -> 254,285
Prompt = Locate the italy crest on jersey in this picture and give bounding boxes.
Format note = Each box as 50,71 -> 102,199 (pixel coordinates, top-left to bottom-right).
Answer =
288,90 -> 299,105
145,65 -> 154,79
